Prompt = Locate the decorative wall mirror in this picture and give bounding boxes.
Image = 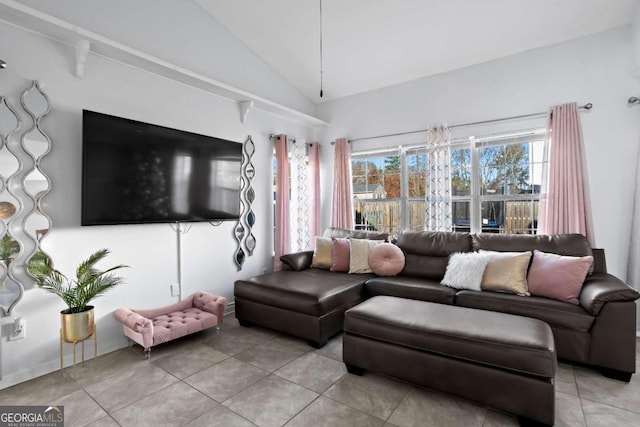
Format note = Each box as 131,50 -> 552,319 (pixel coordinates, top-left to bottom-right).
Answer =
21,81 -> 52,279
0,80 -> 52,316
0,96 -> 23,315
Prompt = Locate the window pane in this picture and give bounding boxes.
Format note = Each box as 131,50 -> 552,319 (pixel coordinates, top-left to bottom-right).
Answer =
481,200 -> 504,232
451,148 -> 471,196
408,152 -> 426,198
480,143 -> 531,196
452,201 -> 471,232
352,159 -> 367,187
529,140 -> 546,194
503,200 -> 539,234
384,173 -> 401,198
354,199 -> 401,233
408,200 -> 425,231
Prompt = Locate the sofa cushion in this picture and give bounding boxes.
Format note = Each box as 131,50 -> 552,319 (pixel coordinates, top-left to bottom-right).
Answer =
364,276 -> 457,304
280,251 -> 314,271
311,237 -> 333,269
455,290 -> 595,332
234,269 -> 371,316
480,250 -> 532,296
368,243 -> 405,276
527,250 -> 593,305
472,233 -> 592,259
349,238 -> 383,274
324,227 -> 389,240
395,231 -> 472,280
441,252 -> 489,291
330,238 -> 351,272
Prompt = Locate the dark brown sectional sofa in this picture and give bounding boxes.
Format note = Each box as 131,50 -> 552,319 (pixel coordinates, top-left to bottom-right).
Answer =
234,228 -> 640,380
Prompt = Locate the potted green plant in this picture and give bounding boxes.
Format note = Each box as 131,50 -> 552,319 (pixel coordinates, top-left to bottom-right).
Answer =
31,248 -> 128,343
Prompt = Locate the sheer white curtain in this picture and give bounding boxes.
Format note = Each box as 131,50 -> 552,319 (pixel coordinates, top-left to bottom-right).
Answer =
289,139 -> 314,252
425,125 -> 452,231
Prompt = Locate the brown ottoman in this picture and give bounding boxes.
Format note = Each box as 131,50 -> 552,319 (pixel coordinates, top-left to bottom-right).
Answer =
343,296 -> 557,426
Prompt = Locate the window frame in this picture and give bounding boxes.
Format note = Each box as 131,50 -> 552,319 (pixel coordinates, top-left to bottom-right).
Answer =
350,127 -> 547,234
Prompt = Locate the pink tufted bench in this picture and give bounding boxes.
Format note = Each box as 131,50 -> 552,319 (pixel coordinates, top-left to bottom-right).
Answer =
114,291 -> 229,357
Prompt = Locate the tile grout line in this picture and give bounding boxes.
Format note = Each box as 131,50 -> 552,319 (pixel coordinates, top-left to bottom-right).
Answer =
320,374 -> 393,422
580,395 -> 640,418
572,366 -> 589,427
161,345 -> 261,426
59,367 -> 118,427
383,383 -> 414,424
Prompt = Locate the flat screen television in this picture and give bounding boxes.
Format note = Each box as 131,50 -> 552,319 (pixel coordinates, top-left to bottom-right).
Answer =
82,110 -> 242,226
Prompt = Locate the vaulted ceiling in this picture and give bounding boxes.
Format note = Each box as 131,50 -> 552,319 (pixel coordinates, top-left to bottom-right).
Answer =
197,0 -> 636,103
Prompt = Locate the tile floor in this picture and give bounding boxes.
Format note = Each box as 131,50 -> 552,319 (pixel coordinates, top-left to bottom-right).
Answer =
1,315 -> 639,427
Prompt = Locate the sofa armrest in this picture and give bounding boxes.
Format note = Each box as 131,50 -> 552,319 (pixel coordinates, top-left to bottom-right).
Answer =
114,308 -> 154,348
579,274 -> 640,315
280,251 -> 314,271
193,291 -> 229,324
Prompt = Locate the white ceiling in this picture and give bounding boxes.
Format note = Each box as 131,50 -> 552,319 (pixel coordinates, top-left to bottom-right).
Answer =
196,0 -> 636,104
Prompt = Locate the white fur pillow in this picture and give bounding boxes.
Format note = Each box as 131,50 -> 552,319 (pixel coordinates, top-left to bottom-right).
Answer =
441,252 -> 489,291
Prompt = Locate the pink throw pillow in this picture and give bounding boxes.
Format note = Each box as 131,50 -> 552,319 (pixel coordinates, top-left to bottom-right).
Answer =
527,250 -> 593,305
368,243 -> 405,276
330,238 -> 351,272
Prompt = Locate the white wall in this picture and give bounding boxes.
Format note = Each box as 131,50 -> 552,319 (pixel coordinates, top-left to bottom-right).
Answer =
318,26 -> 640,286
16,0 -> 316,116
0,21 -> 314,388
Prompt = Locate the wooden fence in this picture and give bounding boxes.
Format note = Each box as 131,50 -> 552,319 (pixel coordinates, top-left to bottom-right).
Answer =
354,199 -> 539,234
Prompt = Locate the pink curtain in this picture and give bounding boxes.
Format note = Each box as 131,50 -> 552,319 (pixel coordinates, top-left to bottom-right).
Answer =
331,138 -> 354,229
538,103 -> 594,245
308,142 -> 321,246
274,134 -> 290,270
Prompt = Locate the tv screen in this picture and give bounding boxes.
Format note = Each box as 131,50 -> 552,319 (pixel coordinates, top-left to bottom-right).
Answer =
82,110 -> 242,226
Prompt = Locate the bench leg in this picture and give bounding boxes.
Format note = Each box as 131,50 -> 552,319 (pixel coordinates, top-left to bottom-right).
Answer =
345,364 -> 365,376
601,368 -> 632,382
144,347 -> 151,360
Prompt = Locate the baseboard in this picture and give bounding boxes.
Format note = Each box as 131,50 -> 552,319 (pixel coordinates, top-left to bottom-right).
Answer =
225,300 -> 235,316
0,337 -> 125,390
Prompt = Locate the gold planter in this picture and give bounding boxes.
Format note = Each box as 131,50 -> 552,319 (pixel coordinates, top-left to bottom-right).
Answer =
61,306 -> 95,343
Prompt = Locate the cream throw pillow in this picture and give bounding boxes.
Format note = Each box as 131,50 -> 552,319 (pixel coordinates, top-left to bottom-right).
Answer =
349,238 -> 383,274
311,237 -> 333,269
480,250 -> 532,296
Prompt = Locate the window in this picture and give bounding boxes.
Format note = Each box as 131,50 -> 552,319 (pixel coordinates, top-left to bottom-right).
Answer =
351,128 -> 547,234
352,150 -> 401,233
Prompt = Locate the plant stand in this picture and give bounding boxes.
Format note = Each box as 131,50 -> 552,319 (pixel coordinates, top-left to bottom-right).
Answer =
59,325 -> 97,371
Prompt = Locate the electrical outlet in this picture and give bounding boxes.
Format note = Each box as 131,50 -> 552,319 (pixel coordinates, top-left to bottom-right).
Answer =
9,318 -> 25,341
262,267 -> 267,274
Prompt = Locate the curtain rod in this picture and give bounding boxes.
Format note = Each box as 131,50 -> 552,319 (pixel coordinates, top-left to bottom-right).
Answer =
269,133 -> 296,143
330,103 -> 593,145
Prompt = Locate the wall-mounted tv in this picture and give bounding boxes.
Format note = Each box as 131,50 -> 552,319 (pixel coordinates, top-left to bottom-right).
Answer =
82,110 -> 242,226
